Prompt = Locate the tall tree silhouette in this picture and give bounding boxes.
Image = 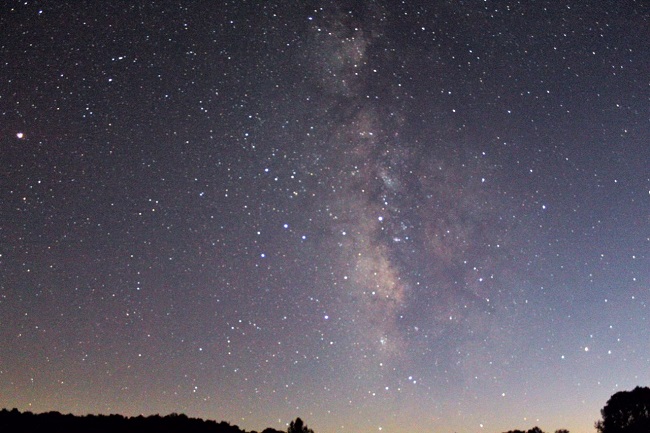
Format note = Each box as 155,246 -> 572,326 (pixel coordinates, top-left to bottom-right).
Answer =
288,417 -> 314,433
596,386 -> 650,433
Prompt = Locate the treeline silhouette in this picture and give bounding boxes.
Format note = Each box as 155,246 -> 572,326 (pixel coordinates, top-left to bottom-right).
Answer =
2,386 -> 649,433
0,409 -> 286,433
502,428 -> 568,433
0,409 -> 561,433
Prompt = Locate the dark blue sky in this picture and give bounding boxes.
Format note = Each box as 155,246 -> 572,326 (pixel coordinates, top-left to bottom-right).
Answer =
1,2 -> 648,433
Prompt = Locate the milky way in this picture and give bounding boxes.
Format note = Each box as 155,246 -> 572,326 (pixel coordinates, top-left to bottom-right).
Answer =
292,6 -> 523,366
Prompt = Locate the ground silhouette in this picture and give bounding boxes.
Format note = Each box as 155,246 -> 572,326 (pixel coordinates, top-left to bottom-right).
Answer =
5,386 -> 650,433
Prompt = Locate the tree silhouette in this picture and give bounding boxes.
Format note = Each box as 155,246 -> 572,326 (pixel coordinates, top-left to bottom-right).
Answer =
288,417 -> 314,433
596,386 -> 650,433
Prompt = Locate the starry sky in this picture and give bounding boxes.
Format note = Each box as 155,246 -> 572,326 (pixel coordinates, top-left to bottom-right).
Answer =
1,2 -> 648,433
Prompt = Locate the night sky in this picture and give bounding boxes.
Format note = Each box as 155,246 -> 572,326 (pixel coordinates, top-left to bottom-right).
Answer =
1,2 -> 648,433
